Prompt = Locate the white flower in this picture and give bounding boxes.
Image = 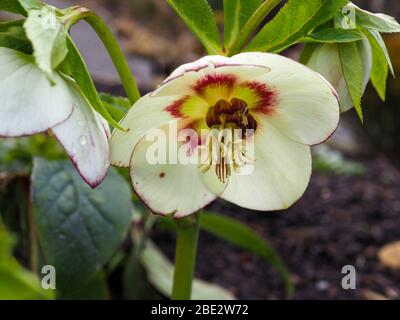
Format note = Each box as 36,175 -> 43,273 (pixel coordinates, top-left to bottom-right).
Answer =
110,52 -> 340,217
0,48 -> 110,187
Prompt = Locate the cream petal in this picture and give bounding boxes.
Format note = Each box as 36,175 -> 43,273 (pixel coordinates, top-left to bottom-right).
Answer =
0,48 -> 73,137
110,94 -> 182,167
221,123 -> 312,211
129,125 -> 220,217
52,80 -> 110,188
231,52 -> 340,145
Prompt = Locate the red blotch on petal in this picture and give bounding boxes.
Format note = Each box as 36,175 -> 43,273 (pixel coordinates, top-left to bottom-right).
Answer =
192,74 -> 237,96
242,81 -> 277,115
165,96 -> 189,119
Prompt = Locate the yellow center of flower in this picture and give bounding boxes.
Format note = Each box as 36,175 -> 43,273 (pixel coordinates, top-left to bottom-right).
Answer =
199,98 -> 256,183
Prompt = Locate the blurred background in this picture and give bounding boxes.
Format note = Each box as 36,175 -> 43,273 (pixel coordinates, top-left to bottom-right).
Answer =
1,0 -> 400,300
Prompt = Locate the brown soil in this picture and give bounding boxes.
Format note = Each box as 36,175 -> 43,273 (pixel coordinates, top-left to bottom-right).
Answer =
153,156 -> 400,300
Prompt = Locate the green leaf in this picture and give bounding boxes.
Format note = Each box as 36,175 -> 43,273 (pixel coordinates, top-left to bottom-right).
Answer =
140,240 -> 235,300
123,253 -> 159,299
200,211 -> 293,298
301,28 -> 363,43
100,93 -> 131,123
18,0 -> 44,12
0,1 -> 26,15
31,158 -> 133,293
0,24 -> 32,53
59,37 -> 122,129
338,42 -> 363,120
166,0 -> 222,54
247,0 -> 349,53
0,225 -> 53,300
223,0 -> 263,48
352,3 -> 400,33
364,29 -> 389,101
24,8 -> 68,82
365,28 -> 394,76
60,271 -> 110,300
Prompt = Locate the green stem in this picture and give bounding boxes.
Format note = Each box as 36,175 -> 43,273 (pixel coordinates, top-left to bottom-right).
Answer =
227,0 -> 283,56
64,7 -> 141,104
172,214 -> 200,300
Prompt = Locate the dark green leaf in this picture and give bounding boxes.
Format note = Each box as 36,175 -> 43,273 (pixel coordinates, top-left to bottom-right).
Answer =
31,158 -> 133,293
0,24 -> 32,53
338,42 -> 363,119
364,29 -> 389,101
166,0 -> 222,54
247,0 -> 349,52
0,1 -> 26,15
60,271 -> 110,300
223,0 -> 262,48
200,211 -> 293,298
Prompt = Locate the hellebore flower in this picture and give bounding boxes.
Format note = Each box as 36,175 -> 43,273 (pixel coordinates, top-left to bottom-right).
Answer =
0,48 -> 110,187
307,39 -> 372,112
110,52 -> 340,217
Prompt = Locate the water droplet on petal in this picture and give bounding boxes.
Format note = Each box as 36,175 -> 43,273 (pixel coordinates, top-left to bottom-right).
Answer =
79,135 -> 87,146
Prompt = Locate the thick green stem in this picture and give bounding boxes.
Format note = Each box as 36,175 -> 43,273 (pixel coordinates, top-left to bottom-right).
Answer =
227,0 -> 283,56
64,7 -> 141,104
172,214 -> 200,300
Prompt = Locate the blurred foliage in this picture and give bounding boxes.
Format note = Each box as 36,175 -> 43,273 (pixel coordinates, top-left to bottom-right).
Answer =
313,145 -> 366,176
0,224 -> 53,300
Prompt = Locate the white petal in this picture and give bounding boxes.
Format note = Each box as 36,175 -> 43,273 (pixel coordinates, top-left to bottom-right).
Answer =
110,94 -> 181,167
52,80 -> 110,188
231,52 -> 340,145
129,125 -> 219,217
221,124 -> 312,211
0,48 -> 73,137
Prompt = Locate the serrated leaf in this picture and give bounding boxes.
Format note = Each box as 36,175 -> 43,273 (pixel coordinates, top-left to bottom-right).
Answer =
364,29 -> 389,101
247,0 -> 349,53
366,28 -> 394,76
223,0 -> 262,48
301,28 -> 363,43
166,0 -> 222,54
200,211 -> 293,298
352,3 -> 400,33
338,42 -> 363,119
24,8 -> 68,82
0,225 -> 54,300
140,240 -> 235,300
59,37 -> 122,129
31,158 -> 133,293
